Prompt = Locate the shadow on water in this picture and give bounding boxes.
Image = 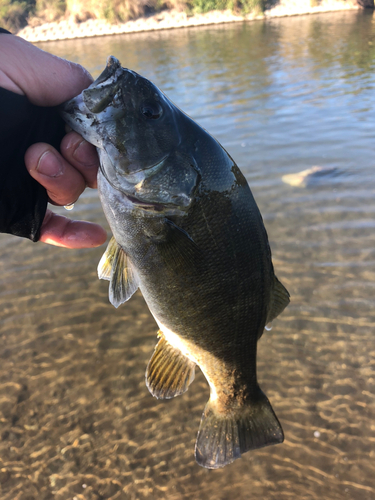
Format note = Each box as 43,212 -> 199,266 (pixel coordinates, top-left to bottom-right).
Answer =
1,9 -> 375,500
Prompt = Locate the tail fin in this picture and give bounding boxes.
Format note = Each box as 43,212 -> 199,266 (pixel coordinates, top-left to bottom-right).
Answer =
195,389 -> 283,469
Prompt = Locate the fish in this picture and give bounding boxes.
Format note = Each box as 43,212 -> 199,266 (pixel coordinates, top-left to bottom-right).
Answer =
60,56 -> 290,469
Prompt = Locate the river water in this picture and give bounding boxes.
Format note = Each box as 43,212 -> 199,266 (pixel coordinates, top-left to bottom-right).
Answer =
1,9 -> 375,500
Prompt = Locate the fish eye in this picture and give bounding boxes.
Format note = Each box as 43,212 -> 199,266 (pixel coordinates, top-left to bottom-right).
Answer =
140,101 -> 163,120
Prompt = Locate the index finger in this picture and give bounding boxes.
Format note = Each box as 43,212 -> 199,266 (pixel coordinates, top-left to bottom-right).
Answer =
0,34 -> 92,106
40,210 -> 107,249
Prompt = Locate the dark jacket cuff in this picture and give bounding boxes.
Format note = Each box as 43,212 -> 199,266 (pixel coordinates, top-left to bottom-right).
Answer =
0,87 -> 66,241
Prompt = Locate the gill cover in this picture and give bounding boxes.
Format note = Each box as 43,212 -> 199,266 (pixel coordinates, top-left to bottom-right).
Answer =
99,147 -> 200,209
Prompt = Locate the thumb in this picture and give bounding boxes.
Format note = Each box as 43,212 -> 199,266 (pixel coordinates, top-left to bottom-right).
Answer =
25,142 -> 87,206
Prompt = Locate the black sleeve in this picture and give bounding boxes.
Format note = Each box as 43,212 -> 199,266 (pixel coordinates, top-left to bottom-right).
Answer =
0,29 -> 66,241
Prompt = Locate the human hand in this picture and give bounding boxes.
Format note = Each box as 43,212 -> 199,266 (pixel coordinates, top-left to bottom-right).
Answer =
0,34 -> 107,248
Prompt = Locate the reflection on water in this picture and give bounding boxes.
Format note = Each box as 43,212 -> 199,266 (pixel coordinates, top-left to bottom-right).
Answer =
1,10 -> 375,500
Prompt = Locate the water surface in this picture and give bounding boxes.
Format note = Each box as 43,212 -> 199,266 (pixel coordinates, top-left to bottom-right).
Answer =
1,10 -> 375,500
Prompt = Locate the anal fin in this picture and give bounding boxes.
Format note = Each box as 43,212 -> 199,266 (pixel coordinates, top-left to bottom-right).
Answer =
146,332 -> 195,399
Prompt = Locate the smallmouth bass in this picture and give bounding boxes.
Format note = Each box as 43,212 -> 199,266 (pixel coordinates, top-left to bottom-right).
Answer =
61,56 -> 290,469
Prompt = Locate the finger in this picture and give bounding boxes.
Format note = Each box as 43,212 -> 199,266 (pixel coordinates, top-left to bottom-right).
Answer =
39,210 -> 107,249
25,143 -> 87,206
0,34 -> 93,106
60,131 -> 99,189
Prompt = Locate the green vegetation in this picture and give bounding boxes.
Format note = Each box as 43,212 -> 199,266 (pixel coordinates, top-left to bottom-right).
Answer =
241,0 -> 265,14
190,0 -> 266,15
0,0 -> 267,32
191,0 -> 232,14
0,0 -> 34,31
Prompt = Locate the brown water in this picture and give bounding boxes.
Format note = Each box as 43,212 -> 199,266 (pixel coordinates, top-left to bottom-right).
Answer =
1,9 -> 375,500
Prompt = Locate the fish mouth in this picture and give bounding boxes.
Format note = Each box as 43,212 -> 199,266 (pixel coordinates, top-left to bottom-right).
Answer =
93,55 -> 122,86
60,56 -> 130,135
81,56 -> 130,115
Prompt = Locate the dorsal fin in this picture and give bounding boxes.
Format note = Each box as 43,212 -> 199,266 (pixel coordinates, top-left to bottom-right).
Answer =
97,237 -> 139,308
266,276 -> 290,326
146,332 -> 196,399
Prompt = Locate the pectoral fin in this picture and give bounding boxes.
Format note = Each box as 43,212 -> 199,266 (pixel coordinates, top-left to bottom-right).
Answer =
153,219 -> 202,270
146,332 -> 195,399
98,237 -> 117,281
98,237 -> 139,308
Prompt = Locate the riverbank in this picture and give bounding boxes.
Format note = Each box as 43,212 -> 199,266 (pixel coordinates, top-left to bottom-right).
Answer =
17,0 -> 360,43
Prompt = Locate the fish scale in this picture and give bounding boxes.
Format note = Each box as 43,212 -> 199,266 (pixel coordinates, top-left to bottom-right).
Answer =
60,55 -> 290,469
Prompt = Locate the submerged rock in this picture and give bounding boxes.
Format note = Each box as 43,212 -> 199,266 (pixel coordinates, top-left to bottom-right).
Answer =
282,166 -> 338,188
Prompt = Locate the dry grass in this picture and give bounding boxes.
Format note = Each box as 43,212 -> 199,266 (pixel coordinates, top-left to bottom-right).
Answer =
64,0 -> 265,20
1,0 -> 268,30
65,0 -> 153,22
3,0 -> 354,32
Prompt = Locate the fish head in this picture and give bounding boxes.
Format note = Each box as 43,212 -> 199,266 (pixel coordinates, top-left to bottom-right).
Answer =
61,56 -> 200,211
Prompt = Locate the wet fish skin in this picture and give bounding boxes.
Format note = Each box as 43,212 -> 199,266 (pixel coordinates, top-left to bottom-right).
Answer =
61,56 -> 290,469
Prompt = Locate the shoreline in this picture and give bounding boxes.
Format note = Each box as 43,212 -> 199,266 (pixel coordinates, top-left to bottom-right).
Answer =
17,0 -> 360,43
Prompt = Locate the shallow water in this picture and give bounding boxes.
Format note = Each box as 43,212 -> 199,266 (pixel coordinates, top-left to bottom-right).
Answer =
1,9 -> 375,500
